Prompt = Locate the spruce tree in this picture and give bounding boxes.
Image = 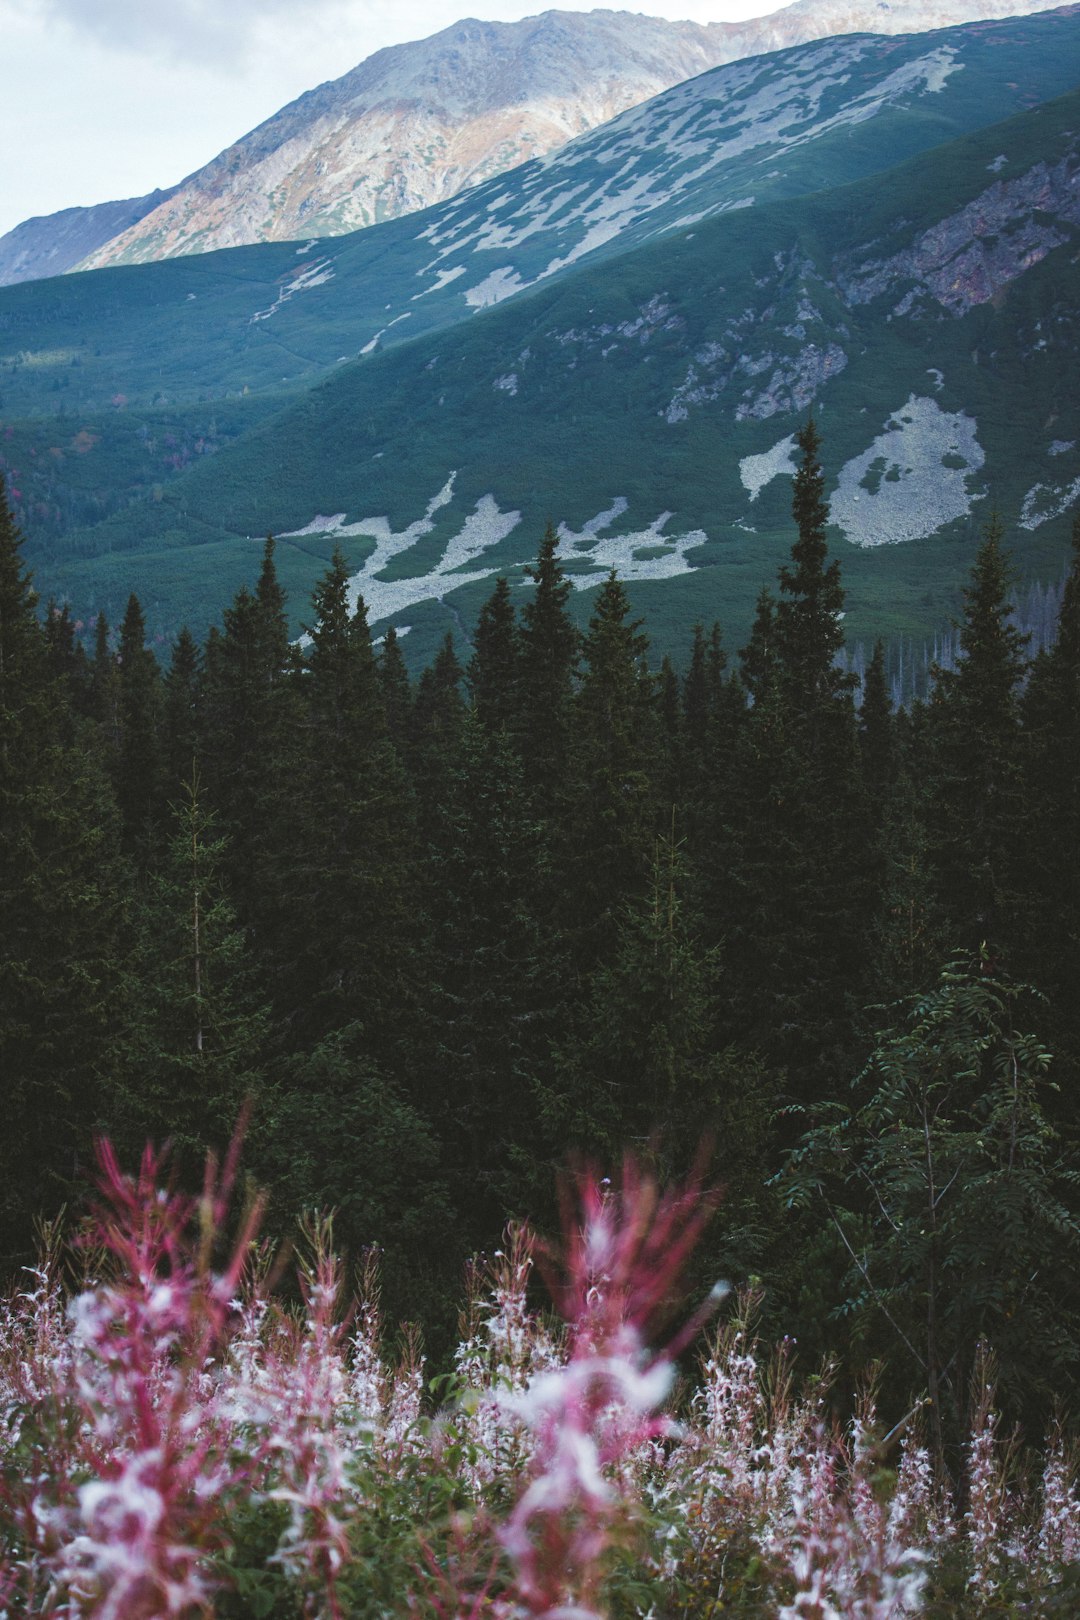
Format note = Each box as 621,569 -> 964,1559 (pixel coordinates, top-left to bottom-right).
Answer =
859,638 -> 894,823
285,554 -> 417,1056
411,631 -> 466,842
42,600 -> 89,707
90,610 -> 120,752
0,477 -> 123,1261
656,653 -> 682,812
739,588 -> 778,706
114,592 -> 163,856
775,415 -> 852,718
719,423 -> 869,1095
1019,515 -> 1080,1086
548,830 -> 775,1276
564,571 -> 658,974
412,712 -> 551,1237
378,624 -> 413,745
110,772 -> 267,1164
162,627 -> 201,794
683,620 -> 743,856
467,574 -> 519,734
200,544 -> 301,960
517,522 -> 579,795
926,514 -> 1029,955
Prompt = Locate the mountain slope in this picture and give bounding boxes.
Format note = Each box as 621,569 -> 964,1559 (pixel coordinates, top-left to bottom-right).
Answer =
4,5 -> 1077,428
26,91 -> 1080,670
0,189 -> 177,288
5,7 -> 1079,663
0,0 -> 1067,289
74,11 -> 729,270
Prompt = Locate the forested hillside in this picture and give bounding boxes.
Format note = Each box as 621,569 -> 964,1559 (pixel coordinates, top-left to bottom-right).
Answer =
4,414 -> 1080,1436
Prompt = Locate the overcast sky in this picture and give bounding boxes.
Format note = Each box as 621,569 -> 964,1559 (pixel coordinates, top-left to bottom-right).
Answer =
0,0 -> 778,237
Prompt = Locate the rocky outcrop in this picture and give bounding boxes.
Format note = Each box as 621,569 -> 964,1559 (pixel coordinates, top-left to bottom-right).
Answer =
838,151 -> 1080,315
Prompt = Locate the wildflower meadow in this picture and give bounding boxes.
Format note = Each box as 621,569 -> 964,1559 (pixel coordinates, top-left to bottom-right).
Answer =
3,1139 -> 1079,1619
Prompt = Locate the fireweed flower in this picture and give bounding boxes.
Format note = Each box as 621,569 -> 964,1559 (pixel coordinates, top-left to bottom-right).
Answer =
495,1158 -> 720,1619
14,1133 -> 261,1620
4,1138 -> 1080,1617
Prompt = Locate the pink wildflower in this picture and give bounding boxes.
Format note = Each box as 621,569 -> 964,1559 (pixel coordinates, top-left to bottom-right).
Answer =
497,1159 -> 720,1619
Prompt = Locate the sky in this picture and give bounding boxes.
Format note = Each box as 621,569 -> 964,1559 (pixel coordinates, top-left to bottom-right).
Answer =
0,0 -> 778,238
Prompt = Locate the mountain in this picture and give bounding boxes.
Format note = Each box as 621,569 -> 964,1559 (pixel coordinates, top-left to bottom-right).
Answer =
74,12 -> 731,272
3,6 -> 1079,669
0,0 -> 1067,290
0,189 -> 178,288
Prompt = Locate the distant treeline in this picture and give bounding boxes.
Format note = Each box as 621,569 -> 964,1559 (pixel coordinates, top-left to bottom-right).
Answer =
3,422 -> 1080,1448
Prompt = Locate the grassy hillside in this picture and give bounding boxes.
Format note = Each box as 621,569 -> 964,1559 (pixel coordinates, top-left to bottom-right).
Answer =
5,12 -> 1079,664
23,88 -> 1077,672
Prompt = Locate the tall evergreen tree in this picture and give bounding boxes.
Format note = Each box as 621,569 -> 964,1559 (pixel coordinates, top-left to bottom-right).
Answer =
467,574 -> 520,734
90,610 -> 120,753
683,620 -> 743,856
925,514 -> 1029,954
548,830 -> 775,1281
284,555 -> 417,1056
517,523 -> 579,795
775,415 -> 853,719
114,592 -> 162,856
109,772 -> 267,1164
162,627 -> 201,795
1019,515 -> 1080,1085
859,638 -> 895,823
0,476 -> 123,1262
42,600 -> 89,707
739,587 -> 778,706
413,712 -> 551,1237
378,624 -> 413,746
200,541 -> 301,956
564,571 -> 658,974
719,423 -> 869,1095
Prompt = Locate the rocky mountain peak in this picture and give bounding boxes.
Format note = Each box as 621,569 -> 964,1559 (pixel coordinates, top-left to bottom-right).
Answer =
0,0 -> 1071,286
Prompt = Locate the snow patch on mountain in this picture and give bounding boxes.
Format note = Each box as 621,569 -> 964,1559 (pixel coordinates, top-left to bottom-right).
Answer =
465,267 -> 531,307
830,396 -> 985,545
1020,475 -> 1080,531
405,36 -> 976,312
561,498 -> 629,544
557,506 -> 705,585
250,258 -> 335,323
279,477 -> 714,623
740,434 -> 799,500
413,266 -> 467,299
283,477 -> 526,621
360,313 -> 412,354
282,472 -> 455,572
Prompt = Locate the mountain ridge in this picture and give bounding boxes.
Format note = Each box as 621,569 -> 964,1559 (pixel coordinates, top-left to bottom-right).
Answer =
0,0 -> 1070,288
3,6 -> 1078,670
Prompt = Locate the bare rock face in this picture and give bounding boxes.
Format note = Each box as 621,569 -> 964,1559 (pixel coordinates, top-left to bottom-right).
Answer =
77,11 -> 734,270
838,151 -> 1080,315
2,0 -> 1070,284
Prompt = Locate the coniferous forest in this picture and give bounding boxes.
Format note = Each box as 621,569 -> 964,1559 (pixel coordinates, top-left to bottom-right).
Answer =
4,421 -> 1080,1613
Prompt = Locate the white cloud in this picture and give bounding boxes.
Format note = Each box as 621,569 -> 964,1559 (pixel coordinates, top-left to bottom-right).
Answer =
12,0 -> 331,65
